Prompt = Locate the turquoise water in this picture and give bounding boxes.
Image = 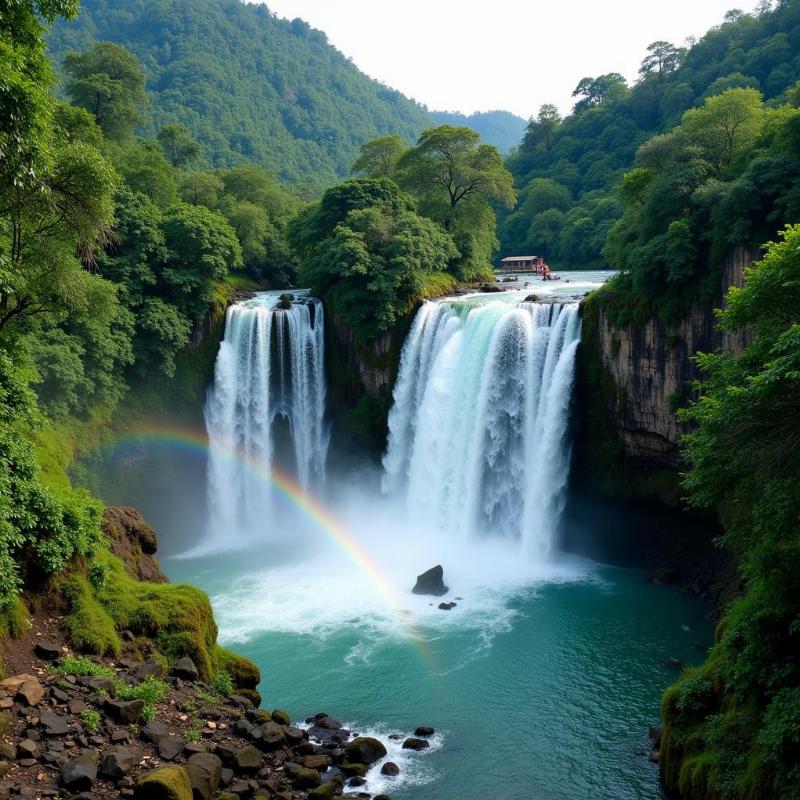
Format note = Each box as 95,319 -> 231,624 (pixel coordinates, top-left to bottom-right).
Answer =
168,544 -> 712,800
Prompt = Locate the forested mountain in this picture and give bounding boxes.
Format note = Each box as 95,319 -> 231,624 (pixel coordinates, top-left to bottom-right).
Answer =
47,0 -> 434,189
501,0 -> 800,266
431,110 -> 527,154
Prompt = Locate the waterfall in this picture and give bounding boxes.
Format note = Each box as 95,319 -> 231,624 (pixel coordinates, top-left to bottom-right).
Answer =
204,292 -> 327,550
382,299 -> 581,560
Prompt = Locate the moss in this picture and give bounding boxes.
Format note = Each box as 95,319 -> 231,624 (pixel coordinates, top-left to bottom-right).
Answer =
135,765 -> 193,800
0,597 -> 30,639
59,551 -> 259,687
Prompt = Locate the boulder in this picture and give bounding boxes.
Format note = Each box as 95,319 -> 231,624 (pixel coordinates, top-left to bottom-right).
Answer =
256,721 -> 285,751
523,294 -> 539,303
411,565 -> 448,596
283,726 -> 305,745
159,736 -> 186,761
380,762 -> 400,776
172,658 -> 199,682
270,709 -> 290,726
34,641 -> 61,661
278,294 -> 294,310
39,710 -> 69,736
61,750 -> 98,791
135,766 -> 193,800
135,659 -> 166,681
414,726 -> 434,737
293,768 -> 321,789
141,720 -> 169,744
308,782 -> 335,800
313,715 -> 341,730
16,678 -> 45,706
233,746 -> 261,773
105,699 -> 145,723
438,602 -> 456,611
186,752 -> 222,800
17,740 -> 38,759
401,737 -> 429,751
344,737 -> 386,765
300,755 -> 332,771
99,746 -> 141,779
478,283 -> 503,293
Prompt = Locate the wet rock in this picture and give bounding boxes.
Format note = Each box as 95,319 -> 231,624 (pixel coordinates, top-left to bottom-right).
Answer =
141,720 -> 169,744
523,294 -> 539,302
478,283 -> 503,292
401,737 -> 429,751
233,746 -> 262,773
186,752 -> 222,800
308,782 -> 335,800
300,755 -> 332,771
340,763 -> 367,778
375,795 -> 392,800
278,294 -> 294,310
99,746 -> 141,779
313,715 -> 341,730
172,658 -> 199,682
414,726 -> 434,737
39,710 -> 70,736
380,762 -> 400,776
270,709 -> 290,726
105,699 -> 145,723
345,736 -> 387,765
256,721 -> 285,751
158,736 -> 185,761
293,768 -> 321,789
135,765 -> 193,800
347,776 -> 367,787
61,750 -> 98,791
412,565 -> 449,596
283,726 -> 305,745
438,602 -> 456,610
34,641 -> 61,661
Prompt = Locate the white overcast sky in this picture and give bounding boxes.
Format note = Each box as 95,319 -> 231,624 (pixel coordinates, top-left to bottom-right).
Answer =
255,0 -> 748,118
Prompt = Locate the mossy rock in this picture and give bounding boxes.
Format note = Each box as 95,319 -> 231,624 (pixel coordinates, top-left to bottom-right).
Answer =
58,552 -> 259,687
308,782 -> 336,800
270,709 -> 290,726
135,765 -> 192,800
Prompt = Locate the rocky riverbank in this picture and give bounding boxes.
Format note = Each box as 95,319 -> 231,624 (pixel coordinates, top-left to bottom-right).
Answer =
0,641 -> 435,800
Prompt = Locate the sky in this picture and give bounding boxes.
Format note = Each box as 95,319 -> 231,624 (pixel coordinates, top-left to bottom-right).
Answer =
254,0 -> 747,119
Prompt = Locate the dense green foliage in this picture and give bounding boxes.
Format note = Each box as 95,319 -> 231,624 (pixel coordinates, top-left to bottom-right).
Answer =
47,0 -> 433,189
661,226 -> 800,800
501,1 -> 800,267
604,87 -> 800,320
290,179 -> 458,339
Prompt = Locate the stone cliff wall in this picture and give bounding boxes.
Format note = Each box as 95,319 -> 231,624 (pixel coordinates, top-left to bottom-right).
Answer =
324,302 -> 414,452
578,248 -> 755,481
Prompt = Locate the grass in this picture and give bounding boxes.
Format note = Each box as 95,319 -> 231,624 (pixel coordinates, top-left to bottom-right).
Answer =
80,709 -> 102,732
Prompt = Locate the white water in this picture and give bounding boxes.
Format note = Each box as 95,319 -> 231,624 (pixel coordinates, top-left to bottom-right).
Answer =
382,299 -> 581,560
203,292 -> 327,551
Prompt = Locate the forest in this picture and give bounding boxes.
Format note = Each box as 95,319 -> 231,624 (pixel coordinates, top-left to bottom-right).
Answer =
501,0 -> 800,269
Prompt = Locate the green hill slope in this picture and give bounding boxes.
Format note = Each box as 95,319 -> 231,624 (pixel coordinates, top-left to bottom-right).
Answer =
48,0 -> 432,189
431,109 -> 528,153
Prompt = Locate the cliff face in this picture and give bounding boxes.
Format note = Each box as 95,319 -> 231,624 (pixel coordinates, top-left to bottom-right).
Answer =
324,302 -> 413,451
578,248 -> 755,478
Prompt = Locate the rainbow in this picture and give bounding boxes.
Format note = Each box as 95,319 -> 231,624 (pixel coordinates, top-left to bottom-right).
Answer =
92,422 -> 430,646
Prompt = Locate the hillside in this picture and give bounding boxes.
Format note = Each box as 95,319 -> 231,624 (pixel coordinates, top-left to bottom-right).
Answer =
500,1 -> 800,267
431,109 -> 527,153
48,0 -> 433,189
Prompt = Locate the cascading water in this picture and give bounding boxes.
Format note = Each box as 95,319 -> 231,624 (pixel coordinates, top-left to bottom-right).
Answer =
382,298 -> 581,560
204,292 -> 327,550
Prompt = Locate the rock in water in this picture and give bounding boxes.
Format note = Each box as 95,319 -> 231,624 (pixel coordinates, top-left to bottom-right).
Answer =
411,565 -> 448,597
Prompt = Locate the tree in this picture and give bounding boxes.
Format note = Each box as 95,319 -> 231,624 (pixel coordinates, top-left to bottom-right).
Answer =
64,42 -> 147,142
351,135 -> 406,178
681,87 -> 765,169
638,41 -> 682,79
179,171 -> 224,207
0,0 -> 78,193
571,73 -> 628,113
157,123 -> 202,168
398,126 -> 515,213
297,184 -> 458,340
